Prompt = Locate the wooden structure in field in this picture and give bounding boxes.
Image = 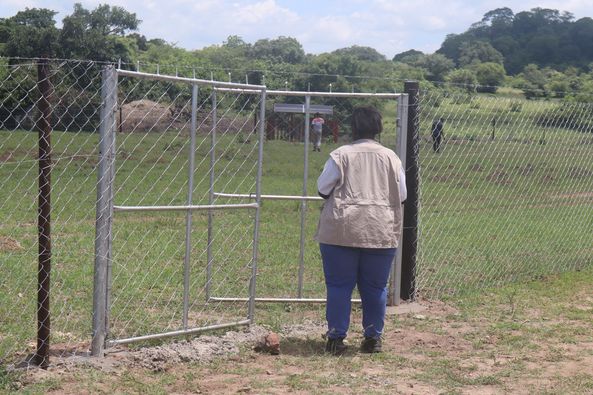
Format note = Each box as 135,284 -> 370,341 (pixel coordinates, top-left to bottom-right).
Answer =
266,103 -> 338,142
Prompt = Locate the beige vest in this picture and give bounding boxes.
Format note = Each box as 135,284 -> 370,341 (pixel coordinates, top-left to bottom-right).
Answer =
315,140 -> 404,248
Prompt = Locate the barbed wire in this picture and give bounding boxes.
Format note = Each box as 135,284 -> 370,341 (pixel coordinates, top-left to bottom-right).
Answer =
2,59 -> 592,366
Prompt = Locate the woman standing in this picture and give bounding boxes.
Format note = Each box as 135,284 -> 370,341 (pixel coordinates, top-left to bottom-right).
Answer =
315,106 -> 407,355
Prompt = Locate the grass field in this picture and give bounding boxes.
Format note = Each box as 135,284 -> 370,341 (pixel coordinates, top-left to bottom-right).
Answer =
2,262 -> 593,394
415,92 -> 593,298
1,92 -> 593,378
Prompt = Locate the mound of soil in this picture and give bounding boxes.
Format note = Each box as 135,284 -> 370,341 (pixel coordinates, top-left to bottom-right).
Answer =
0,236 -> 23,252
118,100 -> 187,133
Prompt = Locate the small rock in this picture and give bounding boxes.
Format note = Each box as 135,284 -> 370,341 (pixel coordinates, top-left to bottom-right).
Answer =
264,332 -> 280,355
413,314 -> 427,320
254,332 -> 280,355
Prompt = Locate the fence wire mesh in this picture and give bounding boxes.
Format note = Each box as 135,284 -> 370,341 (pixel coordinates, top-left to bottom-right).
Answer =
107,72 -> 264,344
2,58 -> 593,366
253,93 -> 401,301
416,88 -> 593,298
1,59 -> 104,363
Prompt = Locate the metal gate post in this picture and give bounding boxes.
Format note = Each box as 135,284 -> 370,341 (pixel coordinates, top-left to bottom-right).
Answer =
297,95 -> 311,298
388,94 -> 409,306
248,89 -> 267,322
206,90 -> 217,301
183,84 -> 198,328
92,65 -> 118,356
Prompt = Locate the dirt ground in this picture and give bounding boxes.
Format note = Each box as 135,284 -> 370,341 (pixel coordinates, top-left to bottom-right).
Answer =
8,296 -> 593,394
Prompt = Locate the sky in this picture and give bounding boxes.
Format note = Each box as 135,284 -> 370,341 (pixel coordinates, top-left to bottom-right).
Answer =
1,0 -> 593,58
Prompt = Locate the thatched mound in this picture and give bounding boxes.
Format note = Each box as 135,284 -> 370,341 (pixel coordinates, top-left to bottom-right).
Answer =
118,100 -> 186,133
118,99 -> 256,134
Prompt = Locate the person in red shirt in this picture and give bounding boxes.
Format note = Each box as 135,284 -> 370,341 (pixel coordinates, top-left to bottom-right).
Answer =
311,113 -> 325,152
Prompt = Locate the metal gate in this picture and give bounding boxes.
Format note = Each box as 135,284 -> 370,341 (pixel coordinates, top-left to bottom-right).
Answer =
208,88 -> 408,307
92,67 -> 266,355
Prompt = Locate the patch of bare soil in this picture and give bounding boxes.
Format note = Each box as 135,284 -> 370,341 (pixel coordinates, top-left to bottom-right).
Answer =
17,326 -> 272,375
0,236 -> 23,252
0,150 -> 14,162
516,163 -> 535,176
14,298 -> 593,394
469,163 -> 484,172
430,174 -> 460,183
486,170 -> 512,185
568,166 -> 593,179
0,148 -> 35,163
552,191 -> 593,200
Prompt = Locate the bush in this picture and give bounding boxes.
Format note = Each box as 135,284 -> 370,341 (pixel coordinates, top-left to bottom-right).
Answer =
535,102 -> 593,132
509,101 -> 522,113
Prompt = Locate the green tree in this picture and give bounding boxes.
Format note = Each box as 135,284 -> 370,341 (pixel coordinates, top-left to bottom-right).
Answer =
571,18 -> 593,64
127,33 -> 148,51
546,70 -> 572,97
445,69 -> 478,92
1,8 -> 59,58
332,45 -> 386,62
418,53 -> 455,82
437,7 -> 593,74
473,62 -> 506,92
437,33 -> 469,65
567,74 -> 593,102
482,7 -> 514,27
512,63 -> 547,98
248,36 -> 305,64
192,35 -> 251,77
59,3 -> 140,61
223,35 -> 249,49
458,41 -> 503,66
392,49 -> 423,63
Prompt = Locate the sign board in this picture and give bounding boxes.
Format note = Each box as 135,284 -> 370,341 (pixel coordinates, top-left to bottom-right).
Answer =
273,103 -> 333,115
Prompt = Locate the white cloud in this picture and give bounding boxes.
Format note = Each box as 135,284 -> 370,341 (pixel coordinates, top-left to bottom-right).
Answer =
230,0 -> 299,24
423,16 -> 448,30
313,16 -> 357,42
1,0 -> 593,58
192,0 -> 219,13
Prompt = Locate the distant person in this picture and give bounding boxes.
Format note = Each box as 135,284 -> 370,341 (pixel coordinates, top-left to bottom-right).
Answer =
311,113 -> 325,152
431,117 -> 444,153
315,106 -> 407,355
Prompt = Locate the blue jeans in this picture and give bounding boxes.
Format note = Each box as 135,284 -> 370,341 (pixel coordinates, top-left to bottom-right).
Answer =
320,243 -> 396,340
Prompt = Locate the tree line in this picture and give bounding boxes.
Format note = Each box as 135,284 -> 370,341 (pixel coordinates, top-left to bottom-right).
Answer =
1,3 -> 593,101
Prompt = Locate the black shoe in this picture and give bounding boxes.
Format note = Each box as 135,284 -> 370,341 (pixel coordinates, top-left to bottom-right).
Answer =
360,337 -> 382,353
325,337 -> 347,355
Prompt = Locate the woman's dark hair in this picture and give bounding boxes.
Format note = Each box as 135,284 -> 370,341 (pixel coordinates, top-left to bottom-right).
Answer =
351,106 -> 382,140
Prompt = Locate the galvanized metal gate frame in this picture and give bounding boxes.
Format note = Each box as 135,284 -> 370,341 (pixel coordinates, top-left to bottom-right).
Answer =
207,88 -> 409,308
92,67 -> 267,355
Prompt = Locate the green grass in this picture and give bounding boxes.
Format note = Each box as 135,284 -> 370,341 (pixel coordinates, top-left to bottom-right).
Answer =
8,266 -> 592,393
1,93 -> 593,366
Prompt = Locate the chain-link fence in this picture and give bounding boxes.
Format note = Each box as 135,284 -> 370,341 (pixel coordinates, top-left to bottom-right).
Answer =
2,58 -> 593,366
1,59 -> 104,365
218,90 -> 405,306
97,69 -> 266,350
416,88 -> 593,298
